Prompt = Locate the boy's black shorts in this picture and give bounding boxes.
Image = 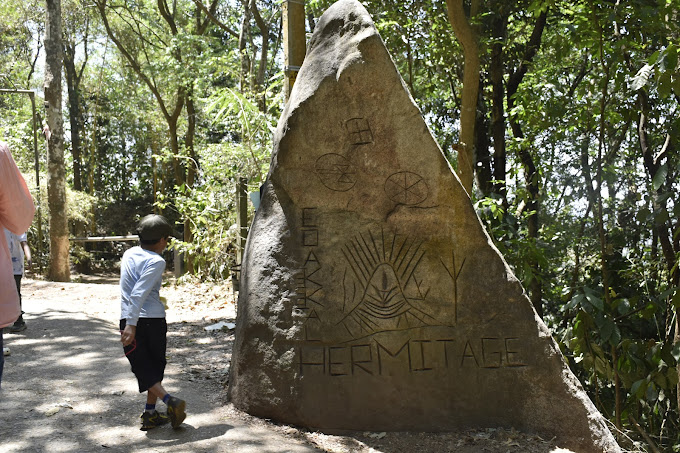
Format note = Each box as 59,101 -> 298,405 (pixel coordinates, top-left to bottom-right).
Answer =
120,318 -> 167,393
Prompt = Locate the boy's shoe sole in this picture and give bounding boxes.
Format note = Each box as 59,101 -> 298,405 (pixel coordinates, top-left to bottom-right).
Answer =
140,410 -> 169,431
166,397 -> 186,428
9,323 -> 27,333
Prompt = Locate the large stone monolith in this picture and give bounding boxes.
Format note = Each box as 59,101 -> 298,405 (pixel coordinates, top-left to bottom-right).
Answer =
228,1 -> 621,451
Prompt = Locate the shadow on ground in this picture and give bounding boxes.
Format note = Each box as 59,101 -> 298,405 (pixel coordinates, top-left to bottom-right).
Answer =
0,283 -> 318,453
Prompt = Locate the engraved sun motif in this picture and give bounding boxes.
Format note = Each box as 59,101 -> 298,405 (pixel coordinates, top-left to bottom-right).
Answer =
338,229 -> 438,339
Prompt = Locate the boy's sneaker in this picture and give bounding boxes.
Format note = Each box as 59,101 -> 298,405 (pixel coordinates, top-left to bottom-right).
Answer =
9,321 -> 27,333
140,410 -> 169,431
166,396 -> 186,428
9,322 -> 26,333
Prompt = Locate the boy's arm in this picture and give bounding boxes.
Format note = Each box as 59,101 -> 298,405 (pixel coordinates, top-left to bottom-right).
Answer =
21,240 -> 31,269
121,324 -> 137,346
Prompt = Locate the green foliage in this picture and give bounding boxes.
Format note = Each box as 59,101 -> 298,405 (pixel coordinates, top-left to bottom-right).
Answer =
162,79 -> 276,281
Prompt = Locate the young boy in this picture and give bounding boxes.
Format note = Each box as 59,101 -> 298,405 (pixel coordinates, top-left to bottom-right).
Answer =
4,228 -> 31,332
119,214 -> 186,430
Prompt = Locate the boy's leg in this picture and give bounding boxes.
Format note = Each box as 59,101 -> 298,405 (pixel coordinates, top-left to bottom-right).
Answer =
122,319 -> 185,429
148,382 -> 167,400
140,390 -> 169,431
147,391 -> 159,405
148,381 -> 186,429
10,275 -> 26,332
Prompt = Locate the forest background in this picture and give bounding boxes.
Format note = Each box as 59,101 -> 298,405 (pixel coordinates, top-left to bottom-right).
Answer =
0,0 -> 678,451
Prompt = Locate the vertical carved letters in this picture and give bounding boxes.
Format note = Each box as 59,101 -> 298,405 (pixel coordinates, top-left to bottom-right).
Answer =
297,208 -> 324,340
294,252 -> 323,308
302,208 -> 317,227
301,208 -> 319,246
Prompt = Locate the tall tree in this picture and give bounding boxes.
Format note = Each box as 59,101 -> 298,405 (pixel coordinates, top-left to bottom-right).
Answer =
445,0 -> 480,195
45,0 -> 70,281
63,0 -> 91,192
505,8 -> 548,316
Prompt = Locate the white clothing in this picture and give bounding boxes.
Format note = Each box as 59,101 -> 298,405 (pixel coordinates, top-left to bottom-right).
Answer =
3,229 -> 27,276
119,246 -> 166,326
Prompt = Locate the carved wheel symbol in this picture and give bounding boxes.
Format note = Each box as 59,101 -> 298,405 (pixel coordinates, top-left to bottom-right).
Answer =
384,171 -> 428,205
315,153 -> 357,192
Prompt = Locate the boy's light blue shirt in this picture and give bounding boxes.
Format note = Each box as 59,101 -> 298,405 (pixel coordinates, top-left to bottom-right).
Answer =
120,246 -> 166,326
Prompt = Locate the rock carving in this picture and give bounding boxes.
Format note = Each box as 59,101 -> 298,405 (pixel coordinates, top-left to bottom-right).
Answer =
229,1 -> 621,452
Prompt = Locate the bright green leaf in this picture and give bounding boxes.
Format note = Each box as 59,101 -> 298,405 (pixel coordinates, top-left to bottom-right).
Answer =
652,164 -> 668,191
631,64 -> 653,91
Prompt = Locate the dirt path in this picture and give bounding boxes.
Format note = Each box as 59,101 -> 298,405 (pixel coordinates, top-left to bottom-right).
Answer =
0,277 -> 319,453
0,277 -> 601,453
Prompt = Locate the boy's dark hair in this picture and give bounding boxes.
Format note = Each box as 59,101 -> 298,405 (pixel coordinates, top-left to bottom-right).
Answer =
140,237 -> 164,245
137,214 -> 174,244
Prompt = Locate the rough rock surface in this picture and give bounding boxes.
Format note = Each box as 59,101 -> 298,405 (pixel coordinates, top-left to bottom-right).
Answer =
229,1 -> 621,452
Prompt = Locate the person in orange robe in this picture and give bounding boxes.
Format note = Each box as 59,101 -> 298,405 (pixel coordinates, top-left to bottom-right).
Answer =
0,141 -> 35,389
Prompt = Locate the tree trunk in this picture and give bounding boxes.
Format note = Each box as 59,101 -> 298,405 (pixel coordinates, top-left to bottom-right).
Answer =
45,0 -> 70,282
184,93 -> 198,274
474,87 -> 492,195
251,0 -> 269,96
64,41 -> 84,192
238,0 -> 252,94
446,0 -> 480,196
505,9 -> 547,317
489,8 -> 507,205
